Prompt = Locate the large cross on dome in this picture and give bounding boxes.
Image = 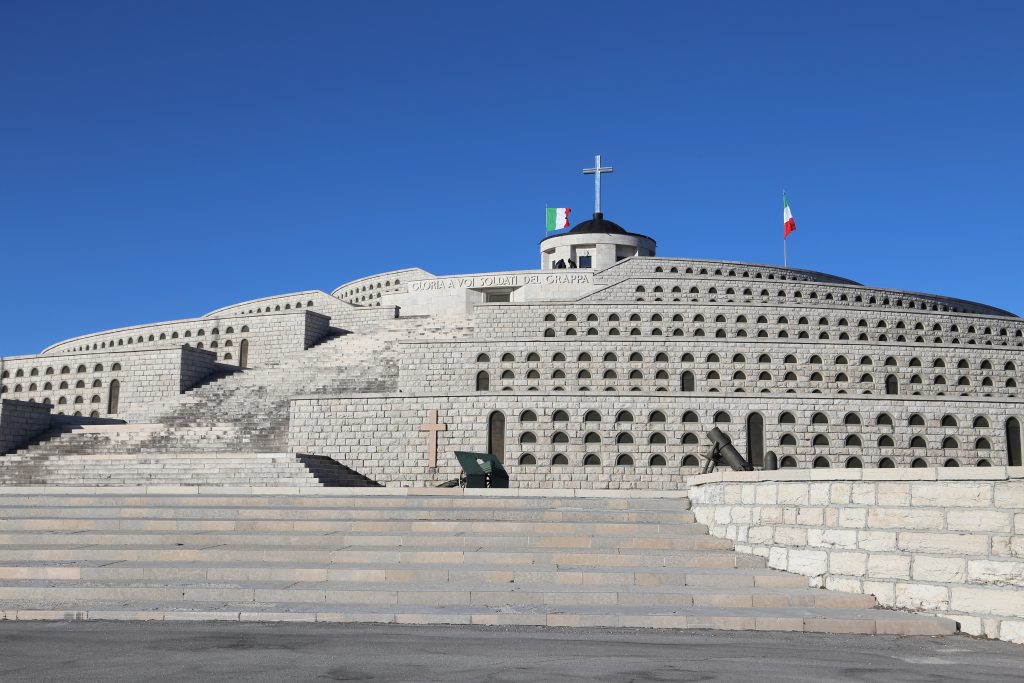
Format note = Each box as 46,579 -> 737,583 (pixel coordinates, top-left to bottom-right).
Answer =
582,154 -> 614,214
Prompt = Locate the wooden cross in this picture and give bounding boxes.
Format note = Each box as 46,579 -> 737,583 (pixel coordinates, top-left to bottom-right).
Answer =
419,409 -> 447,469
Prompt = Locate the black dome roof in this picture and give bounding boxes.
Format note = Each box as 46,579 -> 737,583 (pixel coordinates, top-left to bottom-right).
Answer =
569,212 -> 626,235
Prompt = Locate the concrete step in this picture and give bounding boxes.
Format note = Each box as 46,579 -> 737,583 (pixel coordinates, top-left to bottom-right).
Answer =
0,546 -> 762,569
0,601 -> 956,635
0,531 -> 731,551
0,492 -> 689,510
0,489 -> 958,636
0,562 -> 790,585
0,580 -> 879,610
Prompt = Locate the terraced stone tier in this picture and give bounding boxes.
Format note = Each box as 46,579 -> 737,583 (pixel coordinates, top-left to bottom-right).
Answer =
1,316 -> 475,478
0,488 -> 957,634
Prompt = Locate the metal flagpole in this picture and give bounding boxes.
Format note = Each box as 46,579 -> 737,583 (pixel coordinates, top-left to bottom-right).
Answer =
782,189 -> 787,268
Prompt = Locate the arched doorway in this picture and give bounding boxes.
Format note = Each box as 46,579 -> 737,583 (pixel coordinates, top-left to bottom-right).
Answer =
107,379 -> 120,415
487,411 -> 506,463
885,374 -> 898,395
1007,418 -> 1022,467
680,371 -> 695,392
746,412 -> 765,467
239,339 -> 249,368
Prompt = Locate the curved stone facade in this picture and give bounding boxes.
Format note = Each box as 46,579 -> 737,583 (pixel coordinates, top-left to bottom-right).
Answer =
2,242 -> 1022,479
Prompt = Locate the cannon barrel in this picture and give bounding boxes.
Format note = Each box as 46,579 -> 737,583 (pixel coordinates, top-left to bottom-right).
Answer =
706,427 -> 755,472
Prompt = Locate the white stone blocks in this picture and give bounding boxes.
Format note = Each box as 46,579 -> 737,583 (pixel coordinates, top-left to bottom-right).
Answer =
951,586 -> 1024,618
688,470 -> 1024,645
787,549 -> 828,576
911,482 -> 993,508
967,560 -> 1024,586
912,556 -> 966,583
867,554 -> 911,579
895,583 -> 949,611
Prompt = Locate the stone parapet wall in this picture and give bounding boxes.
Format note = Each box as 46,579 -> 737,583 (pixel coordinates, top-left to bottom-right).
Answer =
595,256 -> 860,285
37,310 -> 329,368
687,468 -> 1024,643
584,276 -> 1016,318
332,268 -> 433,303
0,400 -> 53,455
288,392 -> 1024,481
473,300 -> 1024,344
203,289 -> 398,334
399,337 -> 1023,399
287,393 -> 696,489
1,347 -> 216,421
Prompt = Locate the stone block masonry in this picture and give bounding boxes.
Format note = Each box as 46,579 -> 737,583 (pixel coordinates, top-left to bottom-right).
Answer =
39,310 -> 332,368
287,393 -> 692,489
292,389 -> 1024,474
0,400 -> 53,454
687,468 -> 1024,644
0,347 -> 217,423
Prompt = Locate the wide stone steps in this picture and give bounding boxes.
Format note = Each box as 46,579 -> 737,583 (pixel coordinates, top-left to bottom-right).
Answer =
0,453 -> 374,488
0,601 -> 951,633
3,323 -> 418,473
0,489 -> 957,634
0,562 -> 798,585
0,580 -> 878,609
0,531 -> 730,550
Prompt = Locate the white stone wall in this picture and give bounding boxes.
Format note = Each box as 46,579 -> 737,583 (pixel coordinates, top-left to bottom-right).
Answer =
687,468 -> 1024,643
0,399 -> 53,455
585,274 -> 1014,318
288,391 -> 1024,483
473,300 -> 1024,344
204,289 -> 398,334
0,347 -> 216,422
287,393 -> 698,489
599,256 -> 859,285
376,270 -> 598,317
39,310 -> 330,368
399,338 -> 1023,399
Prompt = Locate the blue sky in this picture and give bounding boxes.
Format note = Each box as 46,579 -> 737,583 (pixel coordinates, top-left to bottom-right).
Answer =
2,1 -> 1022,356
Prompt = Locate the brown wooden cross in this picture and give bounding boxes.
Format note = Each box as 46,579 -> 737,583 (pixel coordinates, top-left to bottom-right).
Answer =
419,409 -> 447,469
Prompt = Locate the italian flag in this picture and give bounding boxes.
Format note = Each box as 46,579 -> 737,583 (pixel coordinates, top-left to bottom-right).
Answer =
546,207 -> 571,232
783,193 -> 796,239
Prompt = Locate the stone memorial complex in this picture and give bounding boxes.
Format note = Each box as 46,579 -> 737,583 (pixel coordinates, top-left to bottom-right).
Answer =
0,162 -> 1021,642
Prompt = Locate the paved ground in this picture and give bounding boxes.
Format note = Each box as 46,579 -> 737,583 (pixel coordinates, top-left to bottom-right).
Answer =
0,622 -> 1020,682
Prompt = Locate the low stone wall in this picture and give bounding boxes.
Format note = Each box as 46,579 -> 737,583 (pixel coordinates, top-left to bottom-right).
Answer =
287,393 -> 695,489
39,309 -> 332,368
0,400 -> 53,455
0,347 -> 217,422
687,468 -> 1024,643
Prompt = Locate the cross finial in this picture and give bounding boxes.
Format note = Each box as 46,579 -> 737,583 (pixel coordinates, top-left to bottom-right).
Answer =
582,154 -> 614,214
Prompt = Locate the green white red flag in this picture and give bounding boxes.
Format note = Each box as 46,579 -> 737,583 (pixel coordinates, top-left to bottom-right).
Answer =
546,207 -> 571,232
783,193 -> 796,239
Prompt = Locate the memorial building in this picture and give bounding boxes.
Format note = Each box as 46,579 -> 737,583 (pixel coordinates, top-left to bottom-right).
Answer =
1,161 -> 1023,489
1,160 -> 1023,642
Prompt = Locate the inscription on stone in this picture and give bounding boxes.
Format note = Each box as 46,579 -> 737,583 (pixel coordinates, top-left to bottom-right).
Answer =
409,273 -> 591,291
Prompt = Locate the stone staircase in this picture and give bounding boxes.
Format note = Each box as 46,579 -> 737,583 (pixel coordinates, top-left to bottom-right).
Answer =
0,316 -> 474,486
0,489 -> 956,634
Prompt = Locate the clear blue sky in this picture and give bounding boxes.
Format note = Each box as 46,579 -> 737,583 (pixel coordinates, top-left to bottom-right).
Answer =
2,1 -> 1022,356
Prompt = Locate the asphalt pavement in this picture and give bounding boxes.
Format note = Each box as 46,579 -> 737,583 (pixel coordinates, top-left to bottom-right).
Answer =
0,621 -> 1021,682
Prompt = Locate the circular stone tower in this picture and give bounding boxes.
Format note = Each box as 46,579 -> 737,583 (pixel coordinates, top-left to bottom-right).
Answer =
539,212 -> 656,270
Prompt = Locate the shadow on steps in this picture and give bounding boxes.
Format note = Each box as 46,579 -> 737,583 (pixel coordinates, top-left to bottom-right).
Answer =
295,453 -> 382,487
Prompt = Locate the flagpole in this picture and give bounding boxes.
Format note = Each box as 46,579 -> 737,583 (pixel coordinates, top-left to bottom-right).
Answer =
782,189 -> 787,268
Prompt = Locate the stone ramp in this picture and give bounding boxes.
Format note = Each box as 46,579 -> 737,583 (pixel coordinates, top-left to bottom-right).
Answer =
0,489 -> 956,634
